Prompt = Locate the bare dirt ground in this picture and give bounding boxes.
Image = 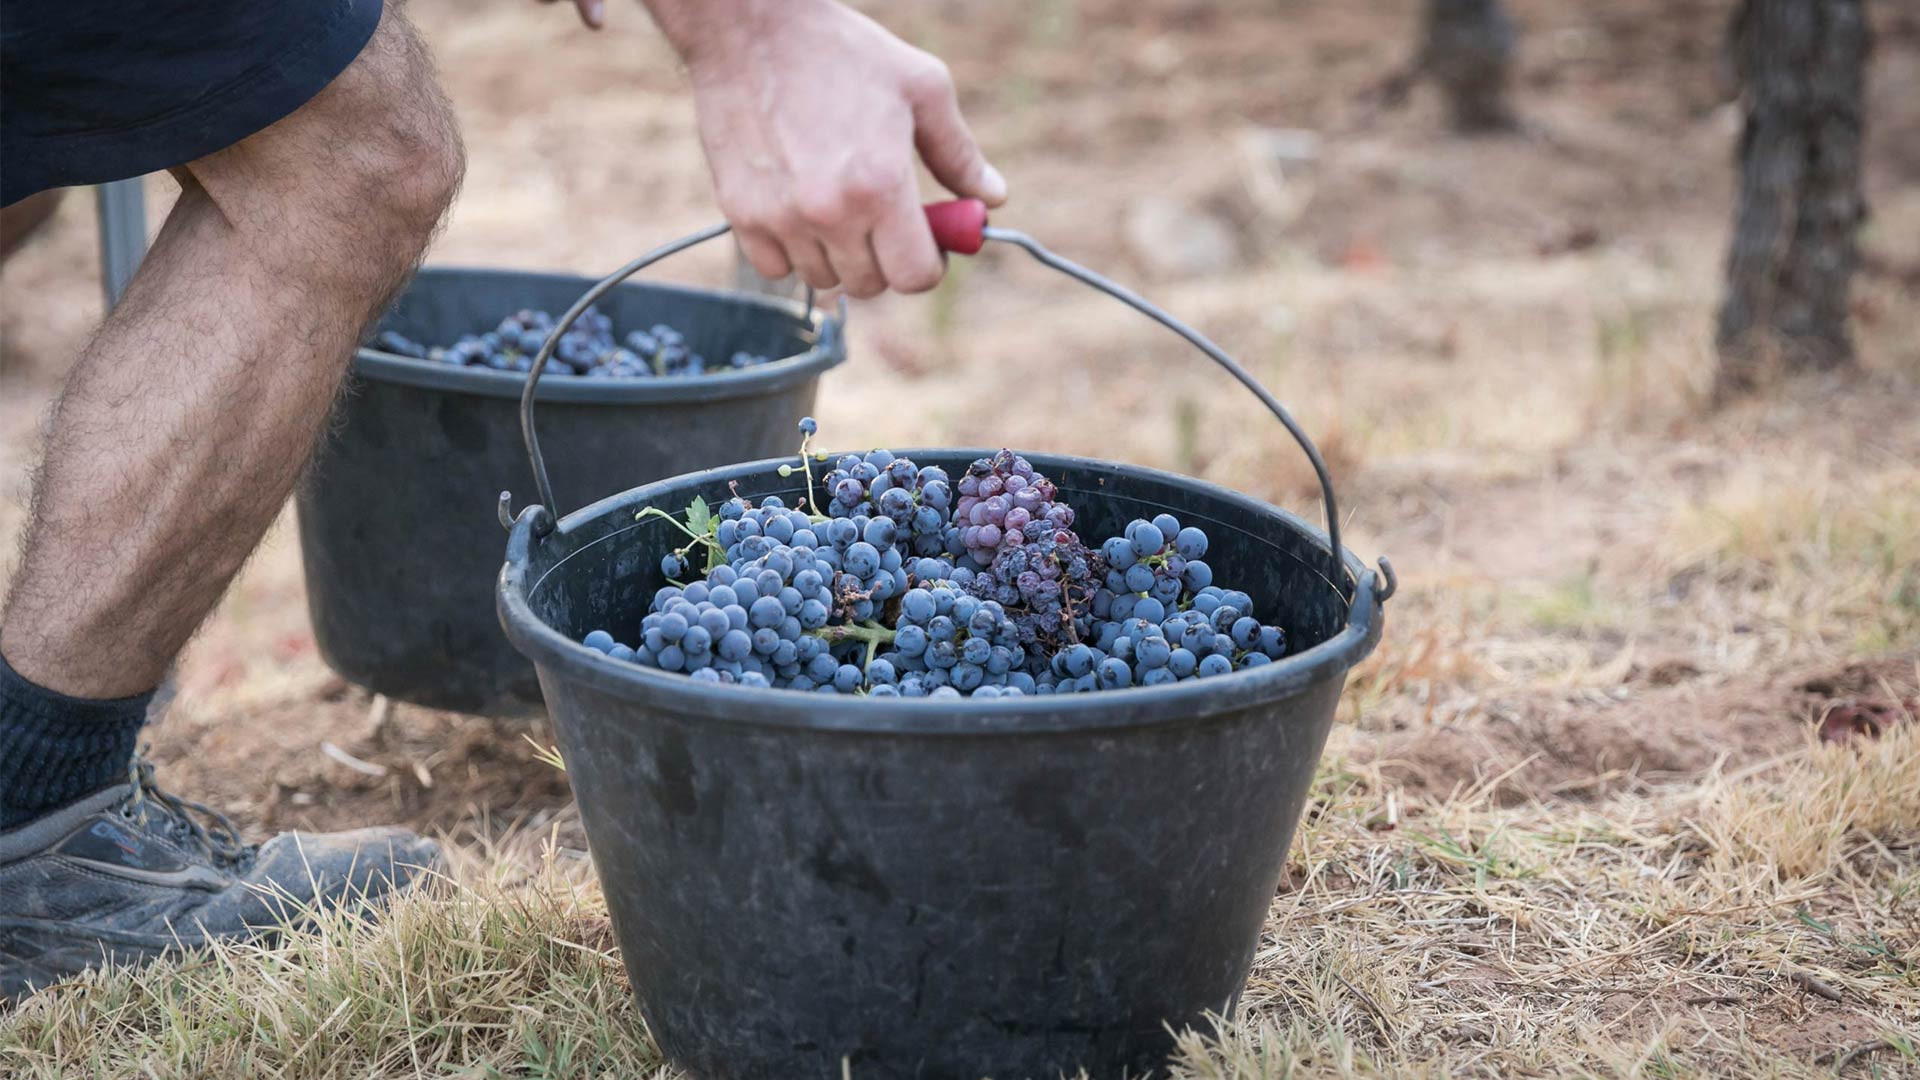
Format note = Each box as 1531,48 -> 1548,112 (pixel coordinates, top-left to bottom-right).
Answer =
3,0 -> 1918,1075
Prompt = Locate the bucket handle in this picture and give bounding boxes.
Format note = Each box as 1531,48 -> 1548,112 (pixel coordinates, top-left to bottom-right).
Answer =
513,201 -> 1393,603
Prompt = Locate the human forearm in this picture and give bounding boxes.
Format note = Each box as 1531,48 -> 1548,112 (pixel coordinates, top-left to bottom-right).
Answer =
637,0 -> 812,68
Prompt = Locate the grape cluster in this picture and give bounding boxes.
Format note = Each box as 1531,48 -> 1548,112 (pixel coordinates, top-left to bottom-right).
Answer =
945,451 -> 1101,652
867,585 -> 1033,698
580,420 -> 1291,698
587,531 -> 847,689
1093,514 -> 1215,624
950,451 -> 1071,565
818,449 -> 954,559
703,488 -> 907,621
373,306 -> 772,379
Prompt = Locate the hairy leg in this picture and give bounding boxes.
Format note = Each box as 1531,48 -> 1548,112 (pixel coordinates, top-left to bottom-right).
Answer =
0,7 -> 464,698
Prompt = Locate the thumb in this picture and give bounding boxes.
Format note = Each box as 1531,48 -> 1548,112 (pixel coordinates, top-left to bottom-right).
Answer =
911,82 -> 1007,207
574,0 -> 605,29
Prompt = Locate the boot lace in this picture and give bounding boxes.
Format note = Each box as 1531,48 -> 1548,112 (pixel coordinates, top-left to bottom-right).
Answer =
121,754 -> 257,869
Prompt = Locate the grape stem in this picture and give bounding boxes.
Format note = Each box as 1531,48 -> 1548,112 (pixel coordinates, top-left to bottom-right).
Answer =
781,427 -> 835,519
633,506 -> 726,566
809,620 -> 896,669
634,505 -> 700,540
1058,580 -> 1088,644
809,621 -> 896,646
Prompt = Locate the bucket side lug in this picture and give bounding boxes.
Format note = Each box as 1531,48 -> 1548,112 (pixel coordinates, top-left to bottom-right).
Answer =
505,502 -> 555,566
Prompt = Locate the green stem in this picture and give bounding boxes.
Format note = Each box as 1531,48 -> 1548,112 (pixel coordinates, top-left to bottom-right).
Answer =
634,506 -> 701,539
808,621 -> 896,654
798,430 -> 821,513
634,506 -> 725,566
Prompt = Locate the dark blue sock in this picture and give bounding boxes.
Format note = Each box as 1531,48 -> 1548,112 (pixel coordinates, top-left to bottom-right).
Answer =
0,650 -> 152,829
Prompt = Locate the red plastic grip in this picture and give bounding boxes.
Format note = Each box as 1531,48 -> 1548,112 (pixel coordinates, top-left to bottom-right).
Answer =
924,198 -> 988,256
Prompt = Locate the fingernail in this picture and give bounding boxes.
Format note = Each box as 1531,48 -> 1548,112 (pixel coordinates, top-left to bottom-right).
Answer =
588,0 -> 605,27
981,164 -> 1008,204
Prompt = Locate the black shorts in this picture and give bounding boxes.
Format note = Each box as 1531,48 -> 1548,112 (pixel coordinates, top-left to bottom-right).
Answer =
0,0 -> 384,207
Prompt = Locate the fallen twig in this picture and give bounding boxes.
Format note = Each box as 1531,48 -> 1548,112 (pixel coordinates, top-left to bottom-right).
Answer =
1789,968 -> 1845,1003
320,741 -> 389,778
364,693 -> 393,742
1832,1039 -> 1893,1072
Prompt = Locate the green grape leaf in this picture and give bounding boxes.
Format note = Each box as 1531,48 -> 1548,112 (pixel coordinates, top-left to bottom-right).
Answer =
685,495 -> 727,574
686,495 -> 713,537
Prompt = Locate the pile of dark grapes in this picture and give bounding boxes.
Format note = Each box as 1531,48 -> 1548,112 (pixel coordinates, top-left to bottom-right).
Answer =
372,306 -> 773,378
580,420 -> 1291,697
943,450 -> 1100,655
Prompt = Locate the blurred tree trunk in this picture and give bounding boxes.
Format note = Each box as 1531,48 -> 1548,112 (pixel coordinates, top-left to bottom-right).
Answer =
1714,0 -> 1870,401
1420,0 -> 1518,133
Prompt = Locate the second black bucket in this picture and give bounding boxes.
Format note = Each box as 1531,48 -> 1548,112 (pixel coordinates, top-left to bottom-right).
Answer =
296,267 -> 844,716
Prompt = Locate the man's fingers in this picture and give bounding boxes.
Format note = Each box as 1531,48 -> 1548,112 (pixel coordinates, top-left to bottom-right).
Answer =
736,230 -> 793,283
820,229 -> 887,300
786,237 -> 840,292
909,66 -> 1006,206
870,189 -> 944,294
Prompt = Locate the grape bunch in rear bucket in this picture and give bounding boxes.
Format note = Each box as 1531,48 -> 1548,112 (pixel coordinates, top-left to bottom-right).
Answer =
374,304 -> 775,377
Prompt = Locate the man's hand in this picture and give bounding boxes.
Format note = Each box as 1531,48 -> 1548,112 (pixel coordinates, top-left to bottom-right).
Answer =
644,0 -> 1006,297
536,0 -> 1005,296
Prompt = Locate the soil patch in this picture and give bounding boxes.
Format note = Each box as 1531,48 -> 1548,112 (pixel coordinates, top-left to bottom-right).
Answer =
1356,653 -> 1920,802
142,681 -> 576,841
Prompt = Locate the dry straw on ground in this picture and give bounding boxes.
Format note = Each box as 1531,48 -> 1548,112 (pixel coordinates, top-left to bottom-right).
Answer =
6,709 -> 1917,1078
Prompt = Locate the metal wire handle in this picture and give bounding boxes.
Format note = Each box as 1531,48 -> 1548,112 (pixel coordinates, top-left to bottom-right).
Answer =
978,225 -> 1361,593
515,211 -> 1390,601
519,223 -> 727,531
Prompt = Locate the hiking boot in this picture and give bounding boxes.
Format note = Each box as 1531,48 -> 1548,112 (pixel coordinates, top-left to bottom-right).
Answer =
0,758 -> 440,1002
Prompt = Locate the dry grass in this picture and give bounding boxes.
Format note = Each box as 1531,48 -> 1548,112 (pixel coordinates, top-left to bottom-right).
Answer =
1188,727 -> 1920,1078
1665,460 -> 1920,657
1,835 -> 659,1079
1694,701 -> 1920,882
8,728 -> 1918,1078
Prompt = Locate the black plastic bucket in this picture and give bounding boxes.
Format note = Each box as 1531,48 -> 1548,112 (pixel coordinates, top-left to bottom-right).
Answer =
501,453 -> 1383,1080
295,266 -> 845,716
496,206 -> 1395,1079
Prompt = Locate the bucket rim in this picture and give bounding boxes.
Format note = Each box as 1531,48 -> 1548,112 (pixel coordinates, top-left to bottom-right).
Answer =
351,267 -> 842,404
498,448 -> 1384,736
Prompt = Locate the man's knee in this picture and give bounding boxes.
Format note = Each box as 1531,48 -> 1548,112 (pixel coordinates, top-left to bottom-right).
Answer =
189,5 -> 463,272
352,106 -> 464,264
328,9 -> 465,257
